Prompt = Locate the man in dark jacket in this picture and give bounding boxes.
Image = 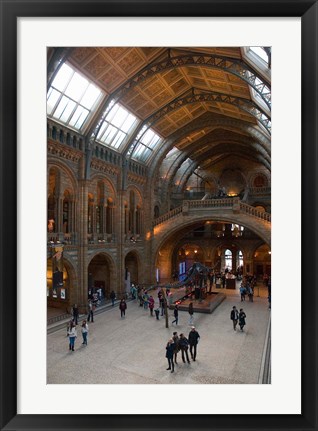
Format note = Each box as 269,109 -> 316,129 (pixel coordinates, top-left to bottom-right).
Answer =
230,305 -> 239,330
188,326 -> 200,361
165,339 -> 176,373
179,333 -> 190,364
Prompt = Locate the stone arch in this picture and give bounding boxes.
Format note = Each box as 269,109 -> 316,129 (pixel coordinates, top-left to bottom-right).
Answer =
48,160 -> 78,193
47,252 -> 77,311
124,250 -> 141,285
87,251 -> 117,298
149,115 -> 271,182
153,214 -> 271,264
249,172 -> 270,188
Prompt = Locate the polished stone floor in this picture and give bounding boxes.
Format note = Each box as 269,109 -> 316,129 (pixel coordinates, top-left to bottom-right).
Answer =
47,285 -> 270,384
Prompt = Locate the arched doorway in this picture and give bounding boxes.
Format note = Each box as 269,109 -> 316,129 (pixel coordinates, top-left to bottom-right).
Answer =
47,252 -> 73,311
88,253 -> 112,301
253,244 -> 271,280
125,251 -> 139,287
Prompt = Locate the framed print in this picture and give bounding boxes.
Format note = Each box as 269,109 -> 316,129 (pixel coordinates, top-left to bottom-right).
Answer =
1,1 -> 317,431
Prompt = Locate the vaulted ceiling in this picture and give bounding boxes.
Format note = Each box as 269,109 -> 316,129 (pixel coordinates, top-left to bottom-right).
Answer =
47,46 -> 271,187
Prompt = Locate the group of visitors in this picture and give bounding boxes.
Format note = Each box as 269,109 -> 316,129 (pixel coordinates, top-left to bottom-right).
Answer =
67,304 -> 90,351
230,306 -> 247,331
165,326 -> 201,372
239,275 -> 256,302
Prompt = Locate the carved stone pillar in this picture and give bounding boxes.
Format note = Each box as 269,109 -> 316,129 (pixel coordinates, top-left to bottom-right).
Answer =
76,179 -> 89,311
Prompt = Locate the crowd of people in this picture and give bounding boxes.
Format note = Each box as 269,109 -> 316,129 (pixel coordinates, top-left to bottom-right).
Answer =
65,270 -> 270,367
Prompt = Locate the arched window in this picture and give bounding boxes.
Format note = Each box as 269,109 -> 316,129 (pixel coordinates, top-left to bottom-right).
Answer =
63,190 -> 70,233
154,205 -> 159,219
238,250 -> 244,267
88,195 -> 94,234
253,175 -> 268,188
136,205 -> 142,235
96,182 -> 104,234
129,191 -> 135,234
106,198 -> 114,234
225,249 -> 232,271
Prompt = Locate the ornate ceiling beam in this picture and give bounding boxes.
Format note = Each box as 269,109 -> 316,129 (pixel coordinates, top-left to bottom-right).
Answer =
125,87 -> 270,161
84,52 -> 271,155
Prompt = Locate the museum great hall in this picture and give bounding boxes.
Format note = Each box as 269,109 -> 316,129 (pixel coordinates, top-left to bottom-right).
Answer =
47,46 -> 271,313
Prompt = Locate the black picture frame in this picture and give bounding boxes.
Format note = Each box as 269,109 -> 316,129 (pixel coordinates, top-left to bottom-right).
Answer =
0,1 -> 317,430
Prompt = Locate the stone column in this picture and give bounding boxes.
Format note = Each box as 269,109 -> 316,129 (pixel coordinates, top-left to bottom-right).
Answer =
57,195 -> 64,234
76,179 -> 89,312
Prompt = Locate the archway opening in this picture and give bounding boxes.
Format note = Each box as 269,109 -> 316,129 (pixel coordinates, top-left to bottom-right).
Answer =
88,253 -> 112,301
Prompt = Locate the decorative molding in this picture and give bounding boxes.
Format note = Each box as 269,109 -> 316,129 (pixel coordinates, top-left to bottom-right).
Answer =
127,173 -> 147,186
90,158 -> 119,177
47,140 -> 82,162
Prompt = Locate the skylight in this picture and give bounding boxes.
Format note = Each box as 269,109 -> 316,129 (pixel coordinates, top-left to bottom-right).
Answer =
47,63 -> 102,130
132,126 -> 162,162
250,47 -> 269,65
96,102 -> 138,149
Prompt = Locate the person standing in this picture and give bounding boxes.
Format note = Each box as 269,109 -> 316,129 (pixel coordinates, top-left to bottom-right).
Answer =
230,306 -> 239,330
143,291 -> 149,310
188,302 -> 194,325
171,304 -> 179,325
81,320 -> 88,345
119,298 -> 127,318
247,284 -> 254,302
159,293 -> 165,316
179,333 -> 190,364
165,339 -> 175,373
87,299 -> 94,323
188,326 -> 200,361
72,303 -> 79,325
110,290 -> 116,306
239,308 -> 247,331
172,331 -> 180,364
68,321 -> 77,351
148,295 -> 155,316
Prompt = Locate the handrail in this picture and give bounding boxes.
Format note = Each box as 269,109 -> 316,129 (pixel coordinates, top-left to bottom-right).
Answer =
153,206 -> 183,226
239,202 -> 271,222
188,198 -> 234,208
258,314 -> 271,384
153,198 -> 271,227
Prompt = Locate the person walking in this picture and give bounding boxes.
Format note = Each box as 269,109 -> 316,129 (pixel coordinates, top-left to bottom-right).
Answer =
172,331 -> 180,364
239,308 -> 246,331
188,326 -> 200,361
188,302 -> 194,325
165,339 -> 175,373
230,306 -> 239,330
72,303 -> 79,325
179,333 -> 190,364
119,298 -> 127,318
171,304 -> 179,325
148,295 -> 155,316
68,321 -> 77,351
81,319 -> 88,345
154,307 -> 160,320
240,283 -> 247,301
87,299 -> 94,322
110,290 -> 116,306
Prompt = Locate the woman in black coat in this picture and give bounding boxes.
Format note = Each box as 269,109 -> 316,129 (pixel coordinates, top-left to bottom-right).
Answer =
239,308 -> 246,331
